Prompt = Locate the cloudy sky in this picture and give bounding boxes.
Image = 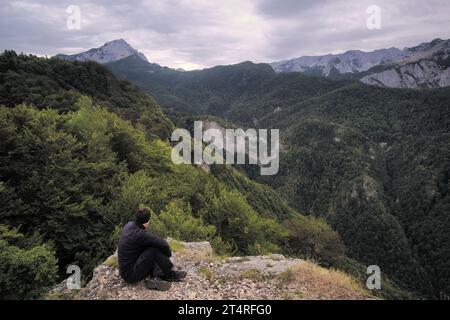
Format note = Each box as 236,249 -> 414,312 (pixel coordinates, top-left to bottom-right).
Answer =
1,0 -> 450,70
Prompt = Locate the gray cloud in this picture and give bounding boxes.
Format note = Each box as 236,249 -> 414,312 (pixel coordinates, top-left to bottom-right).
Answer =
1,0 -> 450,69
255,0 -> 330,18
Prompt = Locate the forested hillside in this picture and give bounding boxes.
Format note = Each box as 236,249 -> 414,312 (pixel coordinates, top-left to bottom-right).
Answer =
263,84 -> 450,298
0,52 -> 370,299
0,50 -> 173,141
107,57 -> 450,298
106,54 -> 353,125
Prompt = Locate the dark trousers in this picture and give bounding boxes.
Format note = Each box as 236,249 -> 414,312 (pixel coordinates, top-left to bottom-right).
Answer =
127,247 -> 173,283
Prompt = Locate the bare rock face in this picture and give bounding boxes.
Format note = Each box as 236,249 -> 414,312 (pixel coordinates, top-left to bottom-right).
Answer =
271,38 -> 450,88
51,239 -> 371,300
361,60 -> 450,88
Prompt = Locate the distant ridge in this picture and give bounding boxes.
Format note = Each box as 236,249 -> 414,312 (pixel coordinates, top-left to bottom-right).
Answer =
270,38 -> 450,88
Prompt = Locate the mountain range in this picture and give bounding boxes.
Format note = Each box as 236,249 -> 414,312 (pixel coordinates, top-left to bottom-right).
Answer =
56,39 -> 450,298
270,38 -> 450,88
56,38 -> 450,89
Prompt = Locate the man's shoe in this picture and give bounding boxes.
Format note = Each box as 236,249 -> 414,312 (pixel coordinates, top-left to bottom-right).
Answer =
162,270 -> 187,282
144,278 -> 171,291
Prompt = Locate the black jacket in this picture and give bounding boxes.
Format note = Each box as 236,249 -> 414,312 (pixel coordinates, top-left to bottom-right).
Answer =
117,222 -> 171,279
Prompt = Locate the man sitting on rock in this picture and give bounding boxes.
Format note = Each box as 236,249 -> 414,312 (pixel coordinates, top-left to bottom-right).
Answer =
118,208 -> 186,291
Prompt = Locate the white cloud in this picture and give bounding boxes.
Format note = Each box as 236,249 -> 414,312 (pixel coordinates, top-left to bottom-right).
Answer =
1,0 -> 450,70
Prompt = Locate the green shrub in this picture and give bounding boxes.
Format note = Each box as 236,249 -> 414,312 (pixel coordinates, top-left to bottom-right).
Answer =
210,236 -> 233,256
0,225 -> 58,299
151,200 -> 216,241
283,215 -> 345,266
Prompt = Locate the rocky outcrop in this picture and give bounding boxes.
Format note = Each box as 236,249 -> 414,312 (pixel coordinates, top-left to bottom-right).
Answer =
270,48 -> 408,76
51,239 -> 371,300
360,60 -> 450,88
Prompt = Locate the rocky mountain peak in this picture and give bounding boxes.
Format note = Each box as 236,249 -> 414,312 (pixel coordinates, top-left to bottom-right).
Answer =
55,39 -> 149,64
270,38 -> 450,88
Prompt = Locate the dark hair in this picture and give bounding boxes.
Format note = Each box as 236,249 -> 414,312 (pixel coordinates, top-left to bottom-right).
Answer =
135,208 -> 150,225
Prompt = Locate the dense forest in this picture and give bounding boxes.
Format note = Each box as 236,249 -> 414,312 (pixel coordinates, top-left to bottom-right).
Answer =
0,51 -> 398,299
266,84 -> 450,298
107,56 -> 450,299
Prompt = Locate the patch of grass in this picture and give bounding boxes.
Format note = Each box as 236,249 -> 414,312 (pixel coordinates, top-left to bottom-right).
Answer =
104,255 -> 118,269
207,254 -> 229,263
42,290 -> 81,300
295,290 -> 306,299
276,267 -> 297,289
240,269 -> 265,282
198,266 -> 216,281
269,254 -> 284,261
168,238 -> 186,253
275,261 -> 373,299
42,292 -> 67,300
